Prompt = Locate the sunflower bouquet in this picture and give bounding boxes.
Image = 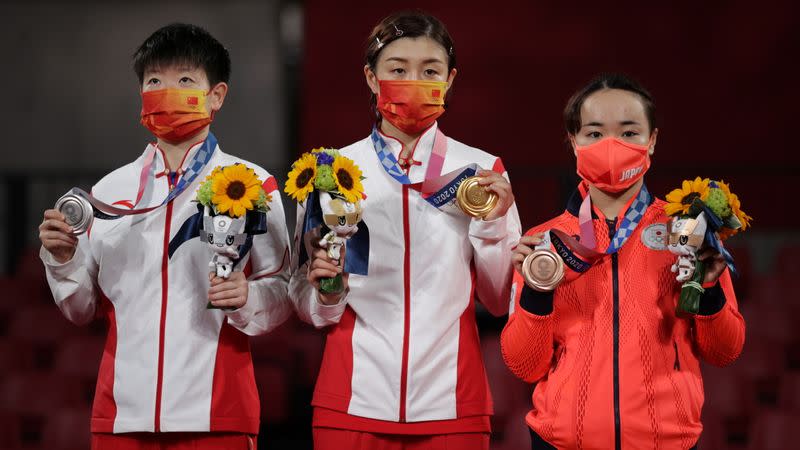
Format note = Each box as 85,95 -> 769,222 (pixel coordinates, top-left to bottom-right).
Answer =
196,163 -> 270,285
664,177 -> 752,315
285,148 -> 366,294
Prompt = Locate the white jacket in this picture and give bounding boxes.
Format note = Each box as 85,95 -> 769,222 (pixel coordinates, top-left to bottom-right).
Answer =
289,123 -> 521,427
41,138 -> 291,434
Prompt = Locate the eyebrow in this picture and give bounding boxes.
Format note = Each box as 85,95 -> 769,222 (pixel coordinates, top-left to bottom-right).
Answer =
581,120 -> 642,128
383,57 -> 446,65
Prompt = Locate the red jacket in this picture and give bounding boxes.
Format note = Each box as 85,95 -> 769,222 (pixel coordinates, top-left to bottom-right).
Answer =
501,185 -> 745,449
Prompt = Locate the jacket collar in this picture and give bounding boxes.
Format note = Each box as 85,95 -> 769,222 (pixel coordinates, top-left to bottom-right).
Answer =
566,181 -> 655,219
148,137 -> 209,175
375,122 -> 439,184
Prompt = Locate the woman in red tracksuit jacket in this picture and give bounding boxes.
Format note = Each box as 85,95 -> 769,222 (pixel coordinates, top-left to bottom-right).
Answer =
501,74 -> 745,450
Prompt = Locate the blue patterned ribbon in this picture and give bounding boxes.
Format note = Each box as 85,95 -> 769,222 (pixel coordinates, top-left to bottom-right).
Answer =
370,127 -> 413,184
606,184 -> 651,254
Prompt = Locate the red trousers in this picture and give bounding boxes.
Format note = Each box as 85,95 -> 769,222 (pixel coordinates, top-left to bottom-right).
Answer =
313,427 -> 490,450
91,432 -> 256,450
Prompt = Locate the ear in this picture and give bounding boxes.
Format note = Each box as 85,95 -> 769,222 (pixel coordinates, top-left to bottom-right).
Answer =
446,67 -> 457,90
648,128 -> 659,156
207,82 -> 228,112
568,134 -> 578,158
364,65 -> 379,95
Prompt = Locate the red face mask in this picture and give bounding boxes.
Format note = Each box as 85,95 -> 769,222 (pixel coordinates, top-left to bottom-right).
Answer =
377,80 -> 448,135
575,137 -> 651,193
140,88 -> 212,143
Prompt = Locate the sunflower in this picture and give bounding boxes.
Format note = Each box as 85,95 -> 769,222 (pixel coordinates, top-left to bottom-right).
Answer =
664,177 -> 710,216
211,163 -> 262,217
332,156 -> 364,203
203,166 -> 223,183
713,181 -> 752,240
715,181 -> 752,231
285,153 -> 318,202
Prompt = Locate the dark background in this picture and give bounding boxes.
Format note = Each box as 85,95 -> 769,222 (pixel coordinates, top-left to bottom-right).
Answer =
1,1 -> 798,449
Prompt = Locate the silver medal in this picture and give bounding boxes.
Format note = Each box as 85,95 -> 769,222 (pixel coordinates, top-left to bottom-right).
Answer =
55,193 -> 94,235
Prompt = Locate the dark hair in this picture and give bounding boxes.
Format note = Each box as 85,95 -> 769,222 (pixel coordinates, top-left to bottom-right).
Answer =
564,73 -> 656,136
133,23 -> 231,86
365,11 -> 456,71
365,11 -> 456,117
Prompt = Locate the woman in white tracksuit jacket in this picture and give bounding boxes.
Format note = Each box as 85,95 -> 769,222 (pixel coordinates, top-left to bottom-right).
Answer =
289,11 -> 521,450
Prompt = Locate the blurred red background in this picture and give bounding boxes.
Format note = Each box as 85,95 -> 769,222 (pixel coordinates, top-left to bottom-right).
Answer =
301,0 -> 797,230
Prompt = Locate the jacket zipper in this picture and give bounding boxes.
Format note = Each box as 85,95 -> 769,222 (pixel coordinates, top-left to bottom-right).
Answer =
154,173 -> 176,431
608,218 -> 621,450
674,341 -> 681,370
399,184 -> 411,422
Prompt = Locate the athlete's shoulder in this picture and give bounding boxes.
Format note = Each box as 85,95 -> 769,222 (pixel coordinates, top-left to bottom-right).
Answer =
214,150 -> 273,180
644,197 -> 669,222
338,136 -> 372,157
524,212 -> 576,236
445,135 -> 500,168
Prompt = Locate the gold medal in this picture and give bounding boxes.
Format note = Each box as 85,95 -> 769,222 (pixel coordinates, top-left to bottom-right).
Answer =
522,249 -> 565,292
456,176 -> 498,218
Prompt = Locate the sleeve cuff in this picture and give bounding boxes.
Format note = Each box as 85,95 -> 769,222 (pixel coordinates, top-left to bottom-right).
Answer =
224,287 -> 260,326
697,282 -> 726,316
39,245 -> 82,279
312,287 -> 349,318
469,213 -> 508,241
519,284 -> 554,316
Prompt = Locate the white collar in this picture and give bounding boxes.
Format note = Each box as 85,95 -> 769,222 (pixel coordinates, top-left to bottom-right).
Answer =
147,138 -> 208,176
375,122 -> 439,184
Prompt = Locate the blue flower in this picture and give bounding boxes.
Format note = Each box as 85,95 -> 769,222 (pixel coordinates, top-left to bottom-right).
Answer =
315,152 -> 335,166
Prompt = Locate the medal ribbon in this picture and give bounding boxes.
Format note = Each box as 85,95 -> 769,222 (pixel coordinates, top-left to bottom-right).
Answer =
545,184 -> 652,274
70,132 -> 218,219
370,126 -> 480,211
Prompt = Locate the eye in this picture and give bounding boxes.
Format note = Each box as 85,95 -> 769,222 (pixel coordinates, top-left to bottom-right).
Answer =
338,216 -> 346,226
147,78 -> 160,86
226,235 -> 235,245
586,131 -> 602,139
622,130 -> 639,137
679,236 -> 688,245
424,69 -> 439,76
208,234 -> 214,244
179,76 -> 194,85
392,68 -> 405,75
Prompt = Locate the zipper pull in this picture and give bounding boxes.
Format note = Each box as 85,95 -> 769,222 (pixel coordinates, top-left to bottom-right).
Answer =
606,218 -> 617,239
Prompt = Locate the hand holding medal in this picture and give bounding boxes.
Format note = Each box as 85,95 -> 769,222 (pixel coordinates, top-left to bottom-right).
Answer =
456,169 -> 513,220
513,232 -> 566,292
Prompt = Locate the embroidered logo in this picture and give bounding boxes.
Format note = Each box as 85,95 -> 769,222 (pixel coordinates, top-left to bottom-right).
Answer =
641,222 -> 668,250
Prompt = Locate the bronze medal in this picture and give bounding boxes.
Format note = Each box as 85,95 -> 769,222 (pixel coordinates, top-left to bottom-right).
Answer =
55,193 -> 94,235
456,176 -> 498,218
522,248 -> 565,292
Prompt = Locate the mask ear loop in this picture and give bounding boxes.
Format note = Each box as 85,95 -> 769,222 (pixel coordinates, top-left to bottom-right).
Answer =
206,85 -> 219,121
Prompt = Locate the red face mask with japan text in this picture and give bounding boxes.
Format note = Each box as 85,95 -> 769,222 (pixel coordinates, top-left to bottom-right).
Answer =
575,137 -> 651,193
